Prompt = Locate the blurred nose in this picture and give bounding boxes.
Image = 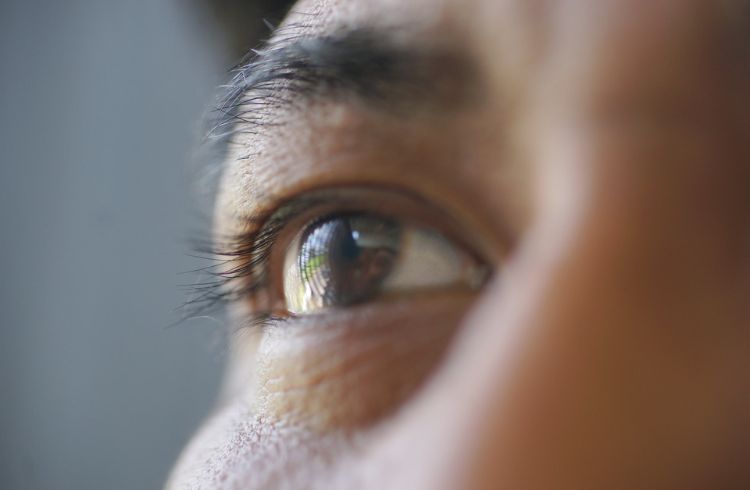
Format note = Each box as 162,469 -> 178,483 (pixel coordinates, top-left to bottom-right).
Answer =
447,99 -> 750,488
380,3 -> 750,489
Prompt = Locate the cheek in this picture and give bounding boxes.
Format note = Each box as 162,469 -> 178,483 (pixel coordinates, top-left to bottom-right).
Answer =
167,402 -> 351,490
249,294 -> 474,432
168,295 -> 476,489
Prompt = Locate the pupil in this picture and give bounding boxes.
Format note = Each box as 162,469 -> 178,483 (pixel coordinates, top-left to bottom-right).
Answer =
298,214 -> 401,308
338,223 -> 361,260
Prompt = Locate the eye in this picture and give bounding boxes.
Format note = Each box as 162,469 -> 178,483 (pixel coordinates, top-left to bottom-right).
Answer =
282,212 -> 484,314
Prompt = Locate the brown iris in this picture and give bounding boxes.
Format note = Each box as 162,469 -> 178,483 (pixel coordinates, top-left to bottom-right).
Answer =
297,214 -> 402,308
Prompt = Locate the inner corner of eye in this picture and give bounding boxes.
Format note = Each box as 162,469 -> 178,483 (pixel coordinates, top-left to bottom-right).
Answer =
281,212 -> 481,315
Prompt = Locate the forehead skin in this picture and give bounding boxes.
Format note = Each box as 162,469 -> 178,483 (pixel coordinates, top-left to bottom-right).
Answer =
172,0 -> 750,488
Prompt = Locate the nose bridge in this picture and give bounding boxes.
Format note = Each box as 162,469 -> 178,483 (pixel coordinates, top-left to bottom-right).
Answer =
453,27 -> 750,490
396,134 -> 750,489
380,133 -> 750,490
535,106 -> 750,307
525,0 -> 750,302
384,5 -> 750,489
444,181 -> 750,490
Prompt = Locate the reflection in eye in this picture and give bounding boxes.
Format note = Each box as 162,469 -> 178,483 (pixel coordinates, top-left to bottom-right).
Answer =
283,212 -> 484,314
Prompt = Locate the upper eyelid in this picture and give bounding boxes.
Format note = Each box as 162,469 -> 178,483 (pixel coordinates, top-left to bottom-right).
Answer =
192,186 -> 492,320
212,195 -> 331,288
179,196 -> 326,320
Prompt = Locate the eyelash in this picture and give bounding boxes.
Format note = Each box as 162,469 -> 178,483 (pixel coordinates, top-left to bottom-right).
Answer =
179,186 -> 494,331
179,196 -> 329,325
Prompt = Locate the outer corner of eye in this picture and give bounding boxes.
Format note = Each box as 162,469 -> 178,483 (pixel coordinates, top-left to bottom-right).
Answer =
281,212 -> 486,315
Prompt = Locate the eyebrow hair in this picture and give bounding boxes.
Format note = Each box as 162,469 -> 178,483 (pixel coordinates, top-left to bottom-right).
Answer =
208,27 -> 475,143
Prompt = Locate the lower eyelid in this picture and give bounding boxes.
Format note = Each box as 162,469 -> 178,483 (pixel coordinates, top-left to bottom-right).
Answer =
243,291 -> 477,431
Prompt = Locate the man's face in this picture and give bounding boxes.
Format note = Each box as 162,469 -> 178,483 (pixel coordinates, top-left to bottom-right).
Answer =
169,0 -> 750,488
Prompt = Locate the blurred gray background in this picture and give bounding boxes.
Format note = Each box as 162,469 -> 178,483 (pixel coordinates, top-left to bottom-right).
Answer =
0,0 -> 288,488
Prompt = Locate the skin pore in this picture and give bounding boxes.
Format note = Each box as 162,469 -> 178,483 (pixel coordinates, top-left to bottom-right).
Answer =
169,0 -> 750,488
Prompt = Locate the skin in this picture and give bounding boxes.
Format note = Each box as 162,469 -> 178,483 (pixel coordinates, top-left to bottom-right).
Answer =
169,0 -> 750,488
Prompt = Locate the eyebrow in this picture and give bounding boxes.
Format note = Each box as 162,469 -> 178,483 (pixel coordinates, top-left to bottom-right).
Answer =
209,27 -> 476,142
